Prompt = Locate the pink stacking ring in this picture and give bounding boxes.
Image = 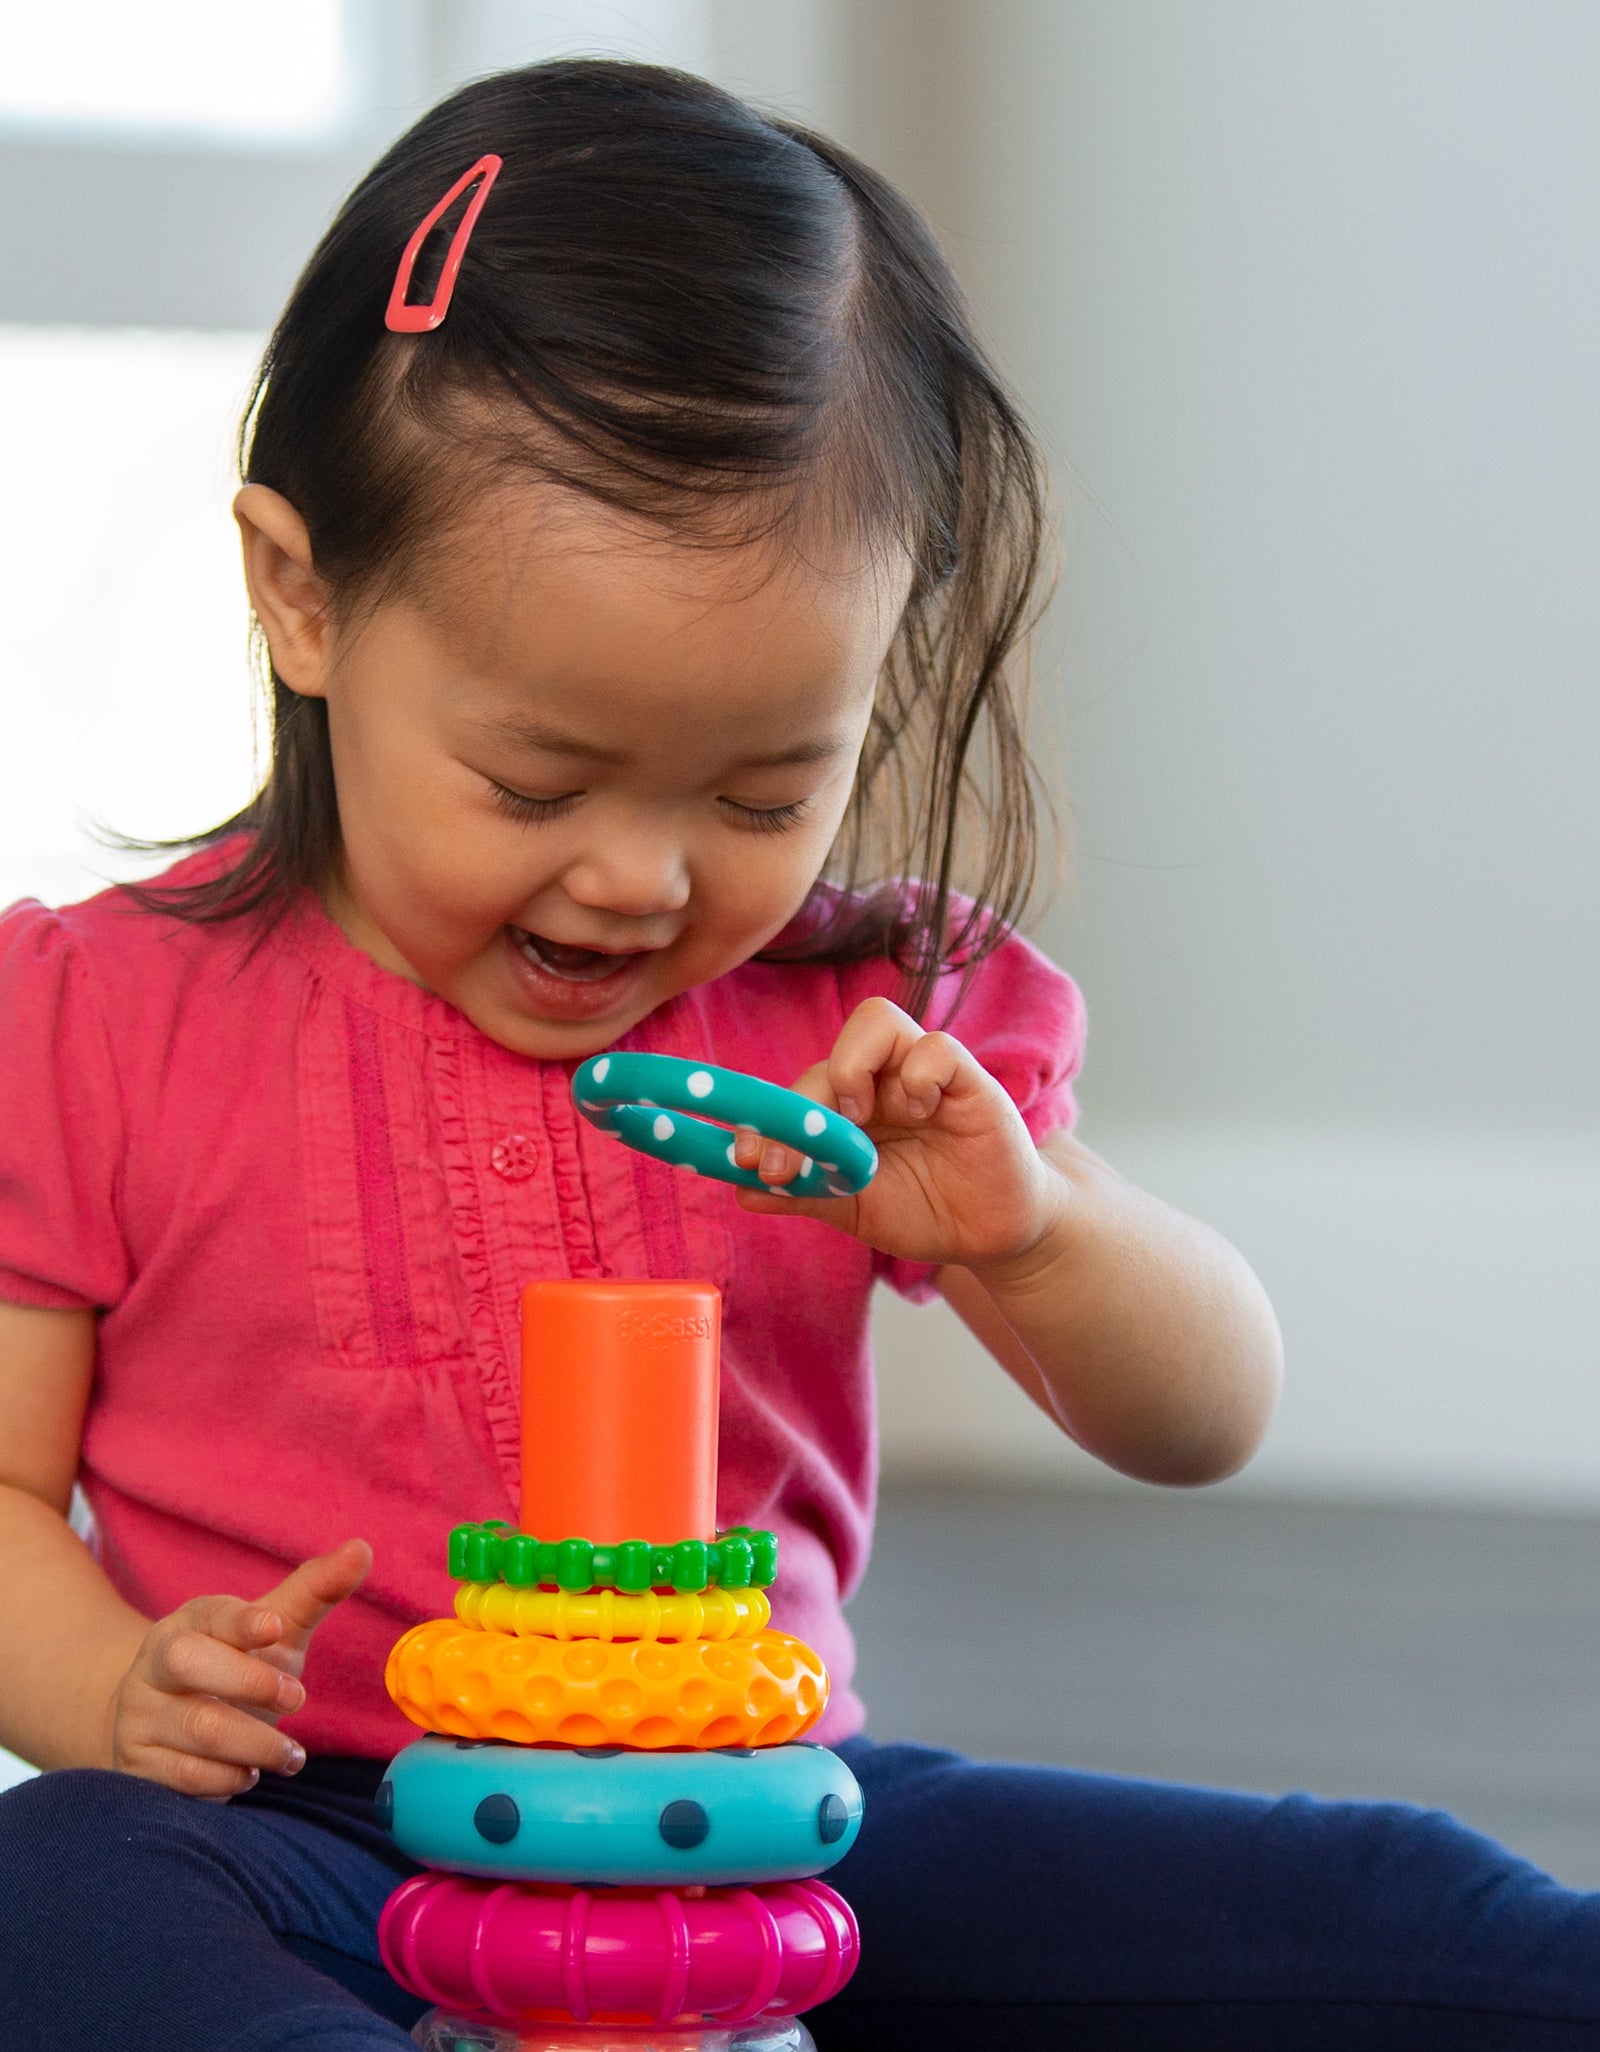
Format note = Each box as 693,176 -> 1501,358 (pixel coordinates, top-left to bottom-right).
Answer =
378,1871 -> 859,2028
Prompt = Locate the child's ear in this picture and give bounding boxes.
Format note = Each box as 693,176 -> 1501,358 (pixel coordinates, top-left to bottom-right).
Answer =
233,484 -> 334,699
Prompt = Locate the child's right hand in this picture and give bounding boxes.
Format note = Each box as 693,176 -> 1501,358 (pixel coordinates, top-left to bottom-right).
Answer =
104,1538 -> 371,1799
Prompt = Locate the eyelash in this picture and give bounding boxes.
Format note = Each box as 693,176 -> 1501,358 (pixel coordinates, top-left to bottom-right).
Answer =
720,799 -> 811,835
489,782 -> 582,825
488,782 -> 811,836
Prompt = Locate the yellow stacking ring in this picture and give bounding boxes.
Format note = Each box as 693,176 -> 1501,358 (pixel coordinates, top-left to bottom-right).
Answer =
453,1580 -> 772,1643
385,1618 -> 829,1750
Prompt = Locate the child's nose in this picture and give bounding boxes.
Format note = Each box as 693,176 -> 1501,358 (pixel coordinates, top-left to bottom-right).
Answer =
560,836 -> 692,921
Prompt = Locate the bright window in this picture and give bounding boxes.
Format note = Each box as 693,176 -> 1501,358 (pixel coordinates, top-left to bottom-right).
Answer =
0,325 -> 264,913
0,1 -> 348,143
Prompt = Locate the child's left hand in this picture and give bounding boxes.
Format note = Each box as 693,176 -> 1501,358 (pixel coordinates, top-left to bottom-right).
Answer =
733,997 -> 1067,1270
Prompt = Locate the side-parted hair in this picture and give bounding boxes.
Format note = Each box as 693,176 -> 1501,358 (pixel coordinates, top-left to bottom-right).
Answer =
145,58 -> 1051,1019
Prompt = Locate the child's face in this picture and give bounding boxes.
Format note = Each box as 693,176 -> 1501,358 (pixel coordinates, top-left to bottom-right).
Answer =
238,479 -> 909,1059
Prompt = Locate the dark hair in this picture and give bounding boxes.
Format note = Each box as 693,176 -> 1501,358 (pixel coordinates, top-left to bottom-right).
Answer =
145,58 -> 1051,1018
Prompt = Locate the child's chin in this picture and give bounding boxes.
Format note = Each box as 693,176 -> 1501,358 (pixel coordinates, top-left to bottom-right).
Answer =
469,1003 -> 640,1062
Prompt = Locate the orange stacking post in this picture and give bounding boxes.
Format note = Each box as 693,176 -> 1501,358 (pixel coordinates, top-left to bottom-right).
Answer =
520,1279 -> 720,1542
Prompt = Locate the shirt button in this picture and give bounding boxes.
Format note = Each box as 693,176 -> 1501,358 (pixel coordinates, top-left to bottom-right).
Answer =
490,1132 -> 539,1180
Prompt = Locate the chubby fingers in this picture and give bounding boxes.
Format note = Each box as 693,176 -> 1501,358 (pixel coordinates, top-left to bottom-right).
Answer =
872,1027 -> 967,1126
733,1000 -> 916,1187
827,997 -> 977,1130
117,1688 -> 306,1799
256,1538 -> 372,1646
119,1600 -> 309,1797
824,998 -> 919,1126
142,1597 -> 306,1717
732,1001 -> 970,1191
734,1126 -> 834,1188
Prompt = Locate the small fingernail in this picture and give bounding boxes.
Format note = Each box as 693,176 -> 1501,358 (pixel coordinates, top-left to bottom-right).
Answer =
282,1741 -> 306,1773
837,1095 -> 862,1123
760,1149 -> 785,1181
276,1676 -> 305,1712
244,1768 -> 260,1788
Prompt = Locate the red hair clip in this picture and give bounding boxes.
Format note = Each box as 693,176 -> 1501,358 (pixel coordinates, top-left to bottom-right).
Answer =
384,153 -> 503,333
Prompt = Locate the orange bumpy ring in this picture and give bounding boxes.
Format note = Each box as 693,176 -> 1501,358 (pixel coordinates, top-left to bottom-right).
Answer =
453,1580 -> 772,1643
385,1618 -> 829,1749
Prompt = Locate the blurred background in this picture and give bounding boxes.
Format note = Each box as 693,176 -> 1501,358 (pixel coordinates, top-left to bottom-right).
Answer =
2,1 -> 1597,1876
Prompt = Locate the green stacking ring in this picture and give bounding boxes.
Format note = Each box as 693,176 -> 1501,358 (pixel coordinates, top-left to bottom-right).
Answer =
571,1051 -> 878,1199
448,1521 -> 780,1593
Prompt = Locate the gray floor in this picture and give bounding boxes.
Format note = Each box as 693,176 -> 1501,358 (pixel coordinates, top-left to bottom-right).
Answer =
847,1485 -> 1600,1889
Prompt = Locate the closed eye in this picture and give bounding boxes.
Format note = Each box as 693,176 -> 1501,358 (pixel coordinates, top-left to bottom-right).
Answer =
719,798 -> 812,835
489,780 -> 583,825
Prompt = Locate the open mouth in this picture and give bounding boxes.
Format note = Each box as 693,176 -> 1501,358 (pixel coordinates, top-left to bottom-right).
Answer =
511,926 -> 643,984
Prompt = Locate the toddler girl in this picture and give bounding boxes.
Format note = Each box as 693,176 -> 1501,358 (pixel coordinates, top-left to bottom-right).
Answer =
0,59 -> 1593,2052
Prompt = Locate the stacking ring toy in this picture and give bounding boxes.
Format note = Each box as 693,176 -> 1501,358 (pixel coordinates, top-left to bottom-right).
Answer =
572,1053 -> 877,1199
379,1871 -> 860,2026
386,1619 -> 829,1749
378,1734 -> 863,1885
455,1581 -> 771,1643
377,1740 -> 861,1879
448,1523 -> 778,1593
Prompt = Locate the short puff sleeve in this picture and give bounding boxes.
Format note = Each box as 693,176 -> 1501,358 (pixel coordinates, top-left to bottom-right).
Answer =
0,900 -> 130,1309
842,924 -> 1086,1305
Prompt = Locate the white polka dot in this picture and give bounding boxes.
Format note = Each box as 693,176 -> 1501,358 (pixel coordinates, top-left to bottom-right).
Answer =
800,1157 -> 814,1177
687,1069 -> 714,1098
818,1160 -> 837,1174
803,1108 -> 827,1137
591,1057 -> 610,1084
726,1142 -> 740,1167
827,1179 -> 851,1196
578,1099 -> 605,1113
653,1114 -> 675,1141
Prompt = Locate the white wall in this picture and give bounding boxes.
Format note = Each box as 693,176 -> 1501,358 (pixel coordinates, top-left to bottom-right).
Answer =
867,0 -> 1600,1137
873,1127 -> 1600,1505
842,2 -> 1600,1500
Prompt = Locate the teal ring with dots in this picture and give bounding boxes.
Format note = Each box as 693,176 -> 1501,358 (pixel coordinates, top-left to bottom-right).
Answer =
376,1733 -> 864,1885
571,1052 -> 878,1198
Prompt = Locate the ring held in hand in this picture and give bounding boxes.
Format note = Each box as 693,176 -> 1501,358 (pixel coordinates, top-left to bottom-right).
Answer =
572,1052 -> 877,1198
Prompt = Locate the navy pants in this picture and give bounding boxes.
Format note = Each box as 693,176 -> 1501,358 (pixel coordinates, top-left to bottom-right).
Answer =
4,1741 -> 1600,2050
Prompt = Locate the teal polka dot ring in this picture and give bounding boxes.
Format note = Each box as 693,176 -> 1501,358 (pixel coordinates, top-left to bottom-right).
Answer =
571,1052 -> 878,1199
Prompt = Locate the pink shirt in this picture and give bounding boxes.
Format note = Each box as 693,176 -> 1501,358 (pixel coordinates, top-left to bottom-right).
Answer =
0,844 -> 1084,1758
